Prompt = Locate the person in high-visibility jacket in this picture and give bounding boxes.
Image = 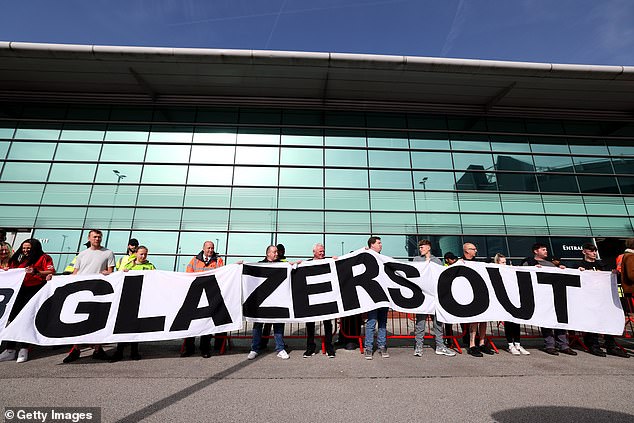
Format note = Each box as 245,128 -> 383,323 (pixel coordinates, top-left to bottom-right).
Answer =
115,238 -> 139,271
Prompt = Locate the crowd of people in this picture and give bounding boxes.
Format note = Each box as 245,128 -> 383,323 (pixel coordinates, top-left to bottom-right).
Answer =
0,228 -> 633,363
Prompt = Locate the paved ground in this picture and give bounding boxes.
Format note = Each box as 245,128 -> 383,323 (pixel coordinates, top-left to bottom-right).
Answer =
1,337 -> 634,423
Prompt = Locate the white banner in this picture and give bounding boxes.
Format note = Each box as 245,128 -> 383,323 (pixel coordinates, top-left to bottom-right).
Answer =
0,266 -> 243,345
0,248 -> 625,345
0,269 -> 25,331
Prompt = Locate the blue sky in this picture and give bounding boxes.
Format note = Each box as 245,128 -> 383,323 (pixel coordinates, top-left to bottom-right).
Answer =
1,0 -> 633,65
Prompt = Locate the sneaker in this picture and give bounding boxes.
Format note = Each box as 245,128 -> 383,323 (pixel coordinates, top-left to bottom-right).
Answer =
508,344 -> 520,356
414,345 -> 423,357
588,346 -> 606,357
303,347 -> 316,358
364,348 -> 373,360
479,344 -> 495,355
326,346 -> 336,358
0,349 -> 17,362
378,347 -> 390,358
16,348 -> 29,363
515,344 -> 530,355
606,347 -> 629,358
468,346 -> 483,357
92,348 -> 110,360
63,347 -> 81,363
247,351 -> 258,360
277,350 -> 290,360
435,345 -> 456,357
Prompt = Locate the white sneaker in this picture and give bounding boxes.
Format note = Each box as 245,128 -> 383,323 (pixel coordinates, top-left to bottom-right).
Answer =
435,345 -> 456,357
414,345 -> 423,357
16,348 -> 29,363
0,349 -> 17,362
247,351 -> 258,360
508,344 -> 520,355
277,350 -> 289,360
515,344 -> 530,355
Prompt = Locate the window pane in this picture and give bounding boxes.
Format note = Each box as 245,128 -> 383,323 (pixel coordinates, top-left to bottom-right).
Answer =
450,138 -> 491,152
325,130 -> 366,147
8,142 -> 56,160
325,148 -> 367,167
572,156 -> 613,174
371,212 -> 416,234
490,135 -> 531,152
184,186 -> 231,207
137,186 -> 185,206
278,188 -> 323,209
542,194 -> 585,214
569,141 -> 609,155
589,217 -> 633,237
413,171 -> 455,190
414,191 -> 459,212
274,234 -> 322,260
142,165 -> 188,184
368,150 -> 410,168
0,122 -> 16,139
325,189 -> 369,210
233,166 -> 278,186
409,133 -> 450,150
232,187 -> 278,209
281,133 -> 323,146
617,176 -> 634,194
42,184 -> 92,205
100,144 -> 147,163
95,164 -> 142,183
369,170 -> 412,189
237,128 -> 279,145
32,229 -> 82,256
537,174 -> 579,193
367,132 -> 409,149
500,193 -> 544,214
455,171 -> 497,191
193,127 -> 237,144
229,209 -> 276,231
36,206 -> 87,227
49,163 -> 96,182
583,195 -> 627,215
612,157 -> 634,174
370,190 -> 415,211
496,172 -> 538,192
280,147 -> 323,166
190,145 -> 235,164
277,210 -> 323,233
105,124 -> 150,142
90,185 -> 139,206
494,154 -> 535,171
546,215 -> 591,236
325,211 -> 370,233
577,175 -> 620,194
235,146 -> 279,165
325,169 -> 368,188
149,125 -> 193,143
458,192 -> 502,212
0,141 -> 9,159
411,151 -> 453,169
14,123 -> 61,140
130,231 -> 178,254
132,208 -> 181,229
461,214 -> 506,234
0,183 -> 45,204
196,108 -> 238,124
279,168 -> 322,187
85,207 -> 134,229
1,162 -> 51,182
416,213 -> 462,234
227,232 -> 272,258
181,209 -> 229,231
608,144 -> 634,157
530,138 -> 569,153
187,166 -> 233,185
2,205 -> 38,226
453,152 -> 494,170
60,124 -> 106,141
504,215 -> 549,235
54,143 -> 102,162
145,145 -> 191,163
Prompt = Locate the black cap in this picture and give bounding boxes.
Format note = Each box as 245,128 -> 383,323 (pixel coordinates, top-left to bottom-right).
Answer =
444,252 -> 458,260
84,241 -> 91,248
128,238 -> 139,247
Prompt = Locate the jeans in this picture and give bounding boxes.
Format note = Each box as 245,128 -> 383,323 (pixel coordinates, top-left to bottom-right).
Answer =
365,308 -> 388,350
251,322 -> 285,352
415,314 -> 443,348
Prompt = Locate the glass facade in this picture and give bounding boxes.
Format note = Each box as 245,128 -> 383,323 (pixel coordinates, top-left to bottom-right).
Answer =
1,104 -> 633,269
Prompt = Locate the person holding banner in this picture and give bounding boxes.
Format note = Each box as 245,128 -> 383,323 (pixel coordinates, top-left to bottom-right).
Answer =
0,238 -> 55,363
521,243 -> 576,356
495,253 -> 530,356
62,229 -> 115,363
364,236 -> 390,360
110,245 -> 156,362
248,245 -> 290,360
577,243 -> 628,358
182,240 -> 224,358
413,239 -> 456,357
0,241 -> 12,269
116,238 -> 138,271
303,243 -> 336,359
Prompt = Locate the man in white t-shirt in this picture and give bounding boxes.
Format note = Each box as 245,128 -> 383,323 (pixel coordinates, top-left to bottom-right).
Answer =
63,229 -> 115,363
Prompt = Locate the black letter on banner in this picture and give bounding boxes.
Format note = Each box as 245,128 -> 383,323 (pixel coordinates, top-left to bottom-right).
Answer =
35,280 -> 113,338
437,266 -> 489,317
383,262 -> 424,309
536,272 -> 581,324
486,268 -> 535,320
114,275 -> 165,333
0,288 -> 15,319
291,264 -> 338,318
170,274 -> 233,331
335,253 -> 388,311
242,265 -> 289,318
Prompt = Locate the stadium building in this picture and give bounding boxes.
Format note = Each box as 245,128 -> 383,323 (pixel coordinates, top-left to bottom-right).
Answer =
1,42 -> 633,269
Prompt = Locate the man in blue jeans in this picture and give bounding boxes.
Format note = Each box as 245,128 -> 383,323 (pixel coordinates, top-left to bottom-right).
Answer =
364,236 -> 389,360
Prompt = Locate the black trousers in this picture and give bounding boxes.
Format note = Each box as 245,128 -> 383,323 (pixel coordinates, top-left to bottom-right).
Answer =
305,320 -> 333,350
5,284 -> 45,350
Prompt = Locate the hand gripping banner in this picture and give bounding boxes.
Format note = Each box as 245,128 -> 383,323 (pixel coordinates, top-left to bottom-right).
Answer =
0,248 -> 625,345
